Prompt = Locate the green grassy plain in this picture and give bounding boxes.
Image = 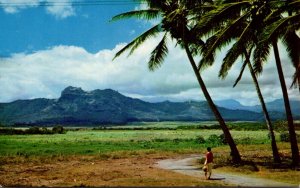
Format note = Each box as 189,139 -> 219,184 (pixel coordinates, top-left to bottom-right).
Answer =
0,121 -> 288,157
1,121 -> 300,186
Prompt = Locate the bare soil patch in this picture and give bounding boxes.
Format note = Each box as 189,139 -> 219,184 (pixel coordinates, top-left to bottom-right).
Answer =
0,154 -> 223,187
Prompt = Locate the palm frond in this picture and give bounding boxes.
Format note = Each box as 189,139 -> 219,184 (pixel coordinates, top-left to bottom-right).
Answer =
233,60 -> 248,87
197,35 -> 218,71
287,0 -> 300,10
219,41 -> 247,79
215,16 -> 254,78
195,1 -> 250,37
113,24 -> 161,60
128,24 -> 162,56
290,66 -> 300,89
202,11 -> 251,62
285,29 -> 300,89
282,30 -> 300,69
141,0 -> 167,10
148,33 -> 168,71
262,13 -> 300,42
253,42 -> 272,74
111,9 -> 160,22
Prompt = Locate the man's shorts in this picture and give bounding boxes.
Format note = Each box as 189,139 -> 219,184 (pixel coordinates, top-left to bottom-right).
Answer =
207,163 -> 213,173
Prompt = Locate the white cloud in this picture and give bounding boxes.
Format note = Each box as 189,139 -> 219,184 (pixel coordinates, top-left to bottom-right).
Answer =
0,0 -> 75,18
0,37 -> 299,105
0,0 -> 39,13
45,1 -> 75,19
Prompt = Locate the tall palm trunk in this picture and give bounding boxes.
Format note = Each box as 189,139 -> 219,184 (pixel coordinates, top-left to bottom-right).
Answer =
184,43 -> 242,163
244,52 -> 281,163
273,41 -> 299,166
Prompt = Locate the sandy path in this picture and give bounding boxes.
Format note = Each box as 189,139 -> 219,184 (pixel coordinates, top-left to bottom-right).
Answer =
155,155 -> 296,187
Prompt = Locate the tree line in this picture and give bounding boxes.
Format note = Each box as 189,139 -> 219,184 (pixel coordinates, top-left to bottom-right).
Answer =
0,126 -> 66,135
111,0 -> 300,166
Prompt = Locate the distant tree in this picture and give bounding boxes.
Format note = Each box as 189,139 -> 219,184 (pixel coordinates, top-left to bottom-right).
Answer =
27,126 -> 41,134
52,125 -> 64,134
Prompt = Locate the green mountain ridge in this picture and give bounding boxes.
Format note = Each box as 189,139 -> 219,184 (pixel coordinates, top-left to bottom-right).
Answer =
0,86 -> 288,126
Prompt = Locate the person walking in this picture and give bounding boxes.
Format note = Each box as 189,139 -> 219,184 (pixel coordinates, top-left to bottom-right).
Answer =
204,147 -> 213,180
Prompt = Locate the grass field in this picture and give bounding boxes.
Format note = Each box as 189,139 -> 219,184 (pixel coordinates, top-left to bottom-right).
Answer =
0,121 -> 299,186
0,129 -> 278,157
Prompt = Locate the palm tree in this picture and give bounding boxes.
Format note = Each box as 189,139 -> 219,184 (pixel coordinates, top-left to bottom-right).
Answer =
261,0 -> 300,92
198,0 -> 299,166
111,0 -> 241,163
194,1 -> 281,163
242,49 -> 281,163
254,0 -> 300,166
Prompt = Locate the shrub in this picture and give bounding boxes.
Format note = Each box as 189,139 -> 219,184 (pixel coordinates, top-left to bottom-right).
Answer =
195,135 -> 205,144
219,133 -> 227,144
27,127 -> 41,134
238,137 -> 252,144
52,125 -> 64,134
274,120 -> 288,132
267,132 -> 277,140
41,127 -> 52,134
154,138 -> 169,142
280,132 -> 290,142
207,134 -> 222,145
227,122 -> 266,130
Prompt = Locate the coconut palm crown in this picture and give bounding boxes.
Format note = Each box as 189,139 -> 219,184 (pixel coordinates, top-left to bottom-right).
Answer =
195,0 -> 299,166
111,0 -> 242,163
192,0 -> 282,163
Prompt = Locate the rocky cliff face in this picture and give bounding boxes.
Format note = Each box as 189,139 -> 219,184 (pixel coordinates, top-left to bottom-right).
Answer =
0,86 -> 268,126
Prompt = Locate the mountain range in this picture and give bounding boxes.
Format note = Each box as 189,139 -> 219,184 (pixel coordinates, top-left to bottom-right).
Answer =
0,86 -> 298,126
215,99 -> 300,115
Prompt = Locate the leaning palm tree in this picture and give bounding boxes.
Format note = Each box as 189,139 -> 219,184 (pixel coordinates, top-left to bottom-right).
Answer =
111,0 -> 241,163
194,1 -> 281,163
254,0 -> 300,166
261,0 -> 300,92
198,0 -> 298,166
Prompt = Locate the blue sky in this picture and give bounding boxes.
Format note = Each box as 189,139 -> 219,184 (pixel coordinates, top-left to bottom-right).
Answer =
0,1 -> 146,56
0,1 -> 299,105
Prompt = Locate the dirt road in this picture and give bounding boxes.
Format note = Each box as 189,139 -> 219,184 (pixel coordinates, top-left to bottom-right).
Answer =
155,155 -> 297,187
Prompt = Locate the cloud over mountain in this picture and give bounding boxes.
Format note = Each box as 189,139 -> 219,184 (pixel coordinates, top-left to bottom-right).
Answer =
0,37 -> 298,105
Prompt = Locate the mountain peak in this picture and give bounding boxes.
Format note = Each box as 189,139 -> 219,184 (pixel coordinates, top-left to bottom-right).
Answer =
62,86 -> 85,94
59,86 -> 86,100
91,88 -> 122,96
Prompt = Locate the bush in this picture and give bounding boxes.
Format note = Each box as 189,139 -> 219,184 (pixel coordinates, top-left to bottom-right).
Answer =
0,126 -> 66,135
52,125 -> 64,134
227,122 -> 267,130
219,133 -> 227,144
280,132 -> 290,142
207,134 -> 222,145
154,138 -> 169,142
267,132 -> 277,140
274,120 -> 287,132
27,127 -> 41,134
195,135 -> 205,144
0,128 -> 24,135
237,137 -> 252,144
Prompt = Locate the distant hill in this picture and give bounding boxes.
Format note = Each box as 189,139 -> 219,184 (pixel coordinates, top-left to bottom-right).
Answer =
215,99 -> 300,118
0,86 -> 272,126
